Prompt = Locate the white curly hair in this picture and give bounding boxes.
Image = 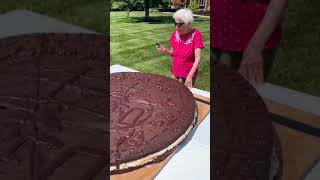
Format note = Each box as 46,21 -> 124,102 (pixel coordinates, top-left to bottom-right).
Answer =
173,9 -> 194,24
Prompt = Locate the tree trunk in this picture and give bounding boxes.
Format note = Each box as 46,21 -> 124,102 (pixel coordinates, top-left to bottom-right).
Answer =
144,0 -> 150,21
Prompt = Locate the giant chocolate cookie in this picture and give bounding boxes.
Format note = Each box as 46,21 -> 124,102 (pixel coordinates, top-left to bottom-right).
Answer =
0,33 -> 108,180
110,72 -> 196,174
212,62 -> 273,180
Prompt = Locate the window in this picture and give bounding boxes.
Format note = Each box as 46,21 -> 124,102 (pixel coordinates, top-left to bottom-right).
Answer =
199,0 -> 205,6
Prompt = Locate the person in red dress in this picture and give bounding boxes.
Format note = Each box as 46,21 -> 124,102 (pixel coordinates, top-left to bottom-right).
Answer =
211,0 -> 288,88
156,8 -> 205,89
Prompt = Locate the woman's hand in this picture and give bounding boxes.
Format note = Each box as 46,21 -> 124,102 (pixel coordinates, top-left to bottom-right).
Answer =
184,76 -> 193,89
156,45 -> 166,53
237,0 -> 288,88
156,45 -> 173,57
184,48 -> 200,89
238,45 -> 264,88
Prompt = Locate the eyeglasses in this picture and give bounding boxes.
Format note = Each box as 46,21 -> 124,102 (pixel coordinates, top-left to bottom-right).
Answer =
174,22 -> 184,27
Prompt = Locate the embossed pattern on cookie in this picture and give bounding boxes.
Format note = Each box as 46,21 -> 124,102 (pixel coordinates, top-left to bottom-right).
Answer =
0,33 -> 108,180
110,72 -> 196,174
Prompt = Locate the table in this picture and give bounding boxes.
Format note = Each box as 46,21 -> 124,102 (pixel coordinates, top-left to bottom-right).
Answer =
110,64 -> 210,180
0,10 -> 95,39
303,160 -> 320,180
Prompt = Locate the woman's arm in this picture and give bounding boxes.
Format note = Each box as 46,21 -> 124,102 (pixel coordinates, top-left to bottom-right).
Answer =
248,0 -> 288,50
185,48 -> 201,88
156,45 -> 173,57
187,48 -> 201,78
239,0 -> 289,87
163,48 -> 173,57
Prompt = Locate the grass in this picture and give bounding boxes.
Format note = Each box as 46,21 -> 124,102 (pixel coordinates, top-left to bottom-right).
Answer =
268,0 -> 320,96
0,0 -> 108,34
111,11 -> 210,91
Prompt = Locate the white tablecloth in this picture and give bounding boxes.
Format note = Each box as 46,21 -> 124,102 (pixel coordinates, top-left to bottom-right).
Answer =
0,10 -> 95,38
303,160 -> 320,180
111,64 -> 210,180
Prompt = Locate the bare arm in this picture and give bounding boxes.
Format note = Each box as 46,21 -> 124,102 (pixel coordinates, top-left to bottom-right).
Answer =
248,0 -> 288,50
185,48 -> 201,88
240,0 -> 288,87
187,48 -> 201,78
156,45 -> 173,57
163,48 -> 173,57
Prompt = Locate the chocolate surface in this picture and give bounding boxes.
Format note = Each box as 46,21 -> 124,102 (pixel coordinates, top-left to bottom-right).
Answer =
0,33 -> 108,180
212,62 -> 273,179
110,72 -> 196,174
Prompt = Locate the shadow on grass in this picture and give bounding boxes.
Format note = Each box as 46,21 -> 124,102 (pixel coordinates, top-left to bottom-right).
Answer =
119,15 -> 207,25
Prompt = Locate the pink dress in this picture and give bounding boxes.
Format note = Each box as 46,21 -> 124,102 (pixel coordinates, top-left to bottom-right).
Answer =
169,29 -> 205,78
211,0 -> 282,51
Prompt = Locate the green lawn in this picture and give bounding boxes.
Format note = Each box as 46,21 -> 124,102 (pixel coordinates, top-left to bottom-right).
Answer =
0,0 -> 108,34
111,11 -> 210,91
268,0 -> 320,96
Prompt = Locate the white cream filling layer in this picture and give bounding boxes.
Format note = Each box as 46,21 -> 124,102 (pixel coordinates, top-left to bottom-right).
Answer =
110,111 -> 197,173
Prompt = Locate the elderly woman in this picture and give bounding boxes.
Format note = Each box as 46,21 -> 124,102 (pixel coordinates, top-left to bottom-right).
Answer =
156,9 -> 204,89
211,0 -> 288,88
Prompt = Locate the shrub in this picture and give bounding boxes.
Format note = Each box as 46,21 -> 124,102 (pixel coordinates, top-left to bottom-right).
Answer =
111,1 -> 128,11
130,0 -> 144,11
188,0 -> 199,13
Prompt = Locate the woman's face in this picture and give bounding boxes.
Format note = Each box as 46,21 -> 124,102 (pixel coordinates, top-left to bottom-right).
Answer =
175,19 -> 190,34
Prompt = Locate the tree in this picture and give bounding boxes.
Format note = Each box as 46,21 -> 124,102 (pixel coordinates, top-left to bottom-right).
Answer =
159,0 -> 171,10
112,0 -> 169,21
143,0 -> 169,21
144,0 -> 150,21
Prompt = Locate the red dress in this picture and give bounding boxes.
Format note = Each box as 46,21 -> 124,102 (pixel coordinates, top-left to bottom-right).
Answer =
169,29 -> 205,78
211,0 -> 282,51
